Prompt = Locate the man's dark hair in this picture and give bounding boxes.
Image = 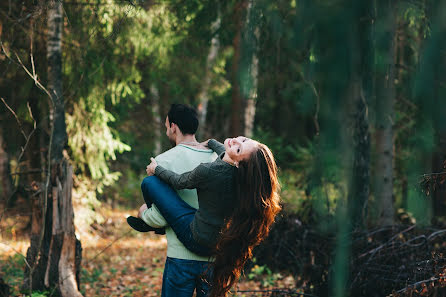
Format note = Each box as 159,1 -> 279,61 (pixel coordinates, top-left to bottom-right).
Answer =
167,104 -> 199,135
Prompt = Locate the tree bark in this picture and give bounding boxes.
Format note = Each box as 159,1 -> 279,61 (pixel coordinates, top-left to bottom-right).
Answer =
230,1 -> 247,137
374,0 -> 397,226
0,124 -> 14,206
197,8 -> 221,140
150,84 -> 162,156
347,1 -> 373,229
431,1 -> 446,219
242,0 -> 259,138
23,1 -> 83,296
348,83 -> 371,229
47,0 -> 67,161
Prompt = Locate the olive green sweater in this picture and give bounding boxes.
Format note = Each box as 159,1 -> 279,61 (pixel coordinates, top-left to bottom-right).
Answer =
154,139 -> 237,248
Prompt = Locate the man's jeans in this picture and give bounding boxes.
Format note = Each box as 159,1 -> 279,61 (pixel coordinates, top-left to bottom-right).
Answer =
141,176 -> 212,256
161,257 -> 212,297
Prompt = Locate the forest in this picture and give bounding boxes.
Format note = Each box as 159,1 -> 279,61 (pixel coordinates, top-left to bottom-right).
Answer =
1,0 -> 446,296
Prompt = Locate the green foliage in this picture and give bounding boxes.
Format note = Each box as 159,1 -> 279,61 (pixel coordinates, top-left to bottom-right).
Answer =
247,258 -> 282,287
67,98 -> 130,189
30,292 -> 49,297
1,254 -> 24,296
81,267 -> 103,284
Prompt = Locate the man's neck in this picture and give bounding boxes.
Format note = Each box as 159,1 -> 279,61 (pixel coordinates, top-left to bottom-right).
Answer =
175,134 -> 198,146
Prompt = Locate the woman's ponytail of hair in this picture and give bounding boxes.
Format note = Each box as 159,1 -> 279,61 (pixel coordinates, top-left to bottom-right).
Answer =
209,143 -> 281,297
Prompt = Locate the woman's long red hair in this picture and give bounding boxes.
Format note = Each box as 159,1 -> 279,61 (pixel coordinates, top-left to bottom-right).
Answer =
209,143 -> 282,297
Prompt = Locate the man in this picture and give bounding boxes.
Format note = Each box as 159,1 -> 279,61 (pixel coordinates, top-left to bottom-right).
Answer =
134,104 -> 216,297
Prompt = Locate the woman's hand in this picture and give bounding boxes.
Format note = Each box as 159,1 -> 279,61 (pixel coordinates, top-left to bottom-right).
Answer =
146,157 -> 158,176
200,139 -> 210,147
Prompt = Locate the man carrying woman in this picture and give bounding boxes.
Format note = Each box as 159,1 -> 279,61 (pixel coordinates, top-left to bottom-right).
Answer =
128,104 -> 216,297
129,103 -> 282,297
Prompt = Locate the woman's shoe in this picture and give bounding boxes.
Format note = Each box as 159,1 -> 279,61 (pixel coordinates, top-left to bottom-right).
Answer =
126,216 -> 166,235
127,216 -> 154,232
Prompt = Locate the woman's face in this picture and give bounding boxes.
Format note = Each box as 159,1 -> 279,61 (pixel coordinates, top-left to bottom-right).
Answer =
224,136 -> 258,163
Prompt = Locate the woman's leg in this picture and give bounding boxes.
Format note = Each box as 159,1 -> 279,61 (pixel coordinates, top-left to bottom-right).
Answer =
141,176 -> 212,256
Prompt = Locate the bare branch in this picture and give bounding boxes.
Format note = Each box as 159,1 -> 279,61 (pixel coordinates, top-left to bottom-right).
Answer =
396,277 -> 441,294
0,42 -> 54,103
0,97 -> 27,140
0,242 -> 31,270
0,97 -> 37,223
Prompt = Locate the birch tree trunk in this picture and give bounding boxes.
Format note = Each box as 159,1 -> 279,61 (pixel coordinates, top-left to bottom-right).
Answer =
230,1 -> 247,137
23,1 -> 83,296
150,84 -> 162,156
197,9 -> 221,139
243,0 -> 259,138
374,0 -> 396,226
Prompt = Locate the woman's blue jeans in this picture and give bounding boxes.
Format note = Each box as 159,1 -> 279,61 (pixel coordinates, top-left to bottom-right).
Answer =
141,176 -> 212,257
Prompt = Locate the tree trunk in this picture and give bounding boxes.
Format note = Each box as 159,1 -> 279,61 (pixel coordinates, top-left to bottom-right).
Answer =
47,0 -> 67,161
374,0 -> 396,226
348,82 -> 371,229
242,0 -> 259,138
347,1 -> 373,229
0,124 -> 14,207
197,8 -> 221,140
431,1 -> 446,219
230,1 -> 247,137
150,84 -> 162,156
23,1 -> 83,296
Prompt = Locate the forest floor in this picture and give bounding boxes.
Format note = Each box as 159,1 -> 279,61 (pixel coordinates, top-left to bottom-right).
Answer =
0,207 -> 296,297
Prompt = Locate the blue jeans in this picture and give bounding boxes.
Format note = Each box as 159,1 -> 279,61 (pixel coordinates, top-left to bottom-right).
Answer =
141,176 -> 212,256
161,257 -> 212,297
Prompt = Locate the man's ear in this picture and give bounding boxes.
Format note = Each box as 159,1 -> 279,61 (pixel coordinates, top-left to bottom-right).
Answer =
170,123 -> 177,134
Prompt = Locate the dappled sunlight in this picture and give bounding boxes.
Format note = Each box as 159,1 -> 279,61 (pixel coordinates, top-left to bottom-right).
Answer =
79,207 -> 167,296
1,207 -> 296,296
0,214 -> 31,257
0,239 -> 29,259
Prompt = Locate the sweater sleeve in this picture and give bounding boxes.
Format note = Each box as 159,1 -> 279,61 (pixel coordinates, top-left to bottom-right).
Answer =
208,139 -> 225,155
154,163 -> 210,190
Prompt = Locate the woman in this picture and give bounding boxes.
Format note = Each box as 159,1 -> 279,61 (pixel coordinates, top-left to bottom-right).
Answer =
131,137 -> 281,296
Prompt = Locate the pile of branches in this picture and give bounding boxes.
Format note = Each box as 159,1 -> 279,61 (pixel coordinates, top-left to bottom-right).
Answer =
251,213 -> 446,297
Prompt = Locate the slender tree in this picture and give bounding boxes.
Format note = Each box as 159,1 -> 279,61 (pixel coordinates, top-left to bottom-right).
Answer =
230,0 -> 247,136
373,0 -> 397,226
0,124 -> 14,206
241,0 -> 259,138
429,0 -> 446,219
197,6 -> 221,139
347,0 -> 373,229
151,84 -> 162,156
23,1 -> 83,296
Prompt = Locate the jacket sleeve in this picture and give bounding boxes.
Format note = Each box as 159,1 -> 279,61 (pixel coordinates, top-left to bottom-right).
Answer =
208,139 -> 225,156
154,163 -> 210,190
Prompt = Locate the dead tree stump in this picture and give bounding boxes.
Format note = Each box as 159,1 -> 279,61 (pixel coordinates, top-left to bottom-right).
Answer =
23,159 -> 82,297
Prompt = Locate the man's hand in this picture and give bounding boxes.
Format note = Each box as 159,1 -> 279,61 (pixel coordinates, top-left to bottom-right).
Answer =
146,157 -> 158,175
138,203 -> 148,218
